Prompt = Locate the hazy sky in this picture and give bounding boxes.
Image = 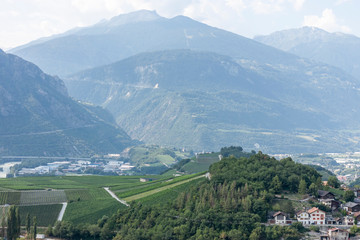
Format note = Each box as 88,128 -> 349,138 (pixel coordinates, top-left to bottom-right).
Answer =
0,0 -> 359,50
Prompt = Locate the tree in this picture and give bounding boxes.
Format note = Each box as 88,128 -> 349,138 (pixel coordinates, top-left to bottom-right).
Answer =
15,207 -> 20,237
26,213 -> 31,234
7,206 -> 19,240
1,215 -> 5,238
344,190 -> 355,202
298,179 -> 307,195
288,175 -> 299,192
308,183 -> 318,196
45,225 -> 53,237
33,216 -> 37,240
282,201 -> 295,217
249,227 -> 266,240
271,176 -> 282,193
328,176 -> 340,188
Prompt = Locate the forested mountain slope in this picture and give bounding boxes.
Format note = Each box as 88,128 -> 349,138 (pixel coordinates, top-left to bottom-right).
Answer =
65,49 -> 360,153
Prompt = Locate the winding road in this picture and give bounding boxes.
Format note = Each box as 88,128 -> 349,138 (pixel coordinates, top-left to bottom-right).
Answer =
104,187 -> 130,207
57,202 -> 68,221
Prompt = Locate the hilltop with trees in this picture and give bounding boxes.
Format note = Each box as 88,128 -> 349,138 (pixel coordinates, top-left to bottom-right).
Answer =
48,152 -> 322,239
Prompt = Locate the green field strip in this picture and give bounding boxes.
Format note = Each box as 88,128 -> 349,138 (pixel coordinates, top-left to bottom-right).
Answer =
139,178 -> 205,206
116,173 -> 203,199
123,174 -> 205,202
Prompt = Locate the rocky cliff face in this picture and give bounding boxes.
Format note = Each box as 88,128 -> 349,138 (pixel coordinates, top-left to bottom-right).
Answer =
0,49 -> 136,156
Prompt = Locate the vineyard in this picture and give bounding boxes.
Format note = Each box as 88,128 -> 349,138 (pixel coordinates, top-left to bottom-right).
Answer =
0,174 -> 202,225
65,189 -> 92,201
63,188 -> 126,224
0,192 -> 21,205
63,199 -> 125,224
19,204 -> 63,226
20,190 -> 67,205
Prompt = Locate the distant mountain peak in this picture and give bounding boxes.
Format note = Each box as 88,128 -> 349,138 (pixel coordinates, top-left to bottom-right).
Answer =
97,9 -> 161,27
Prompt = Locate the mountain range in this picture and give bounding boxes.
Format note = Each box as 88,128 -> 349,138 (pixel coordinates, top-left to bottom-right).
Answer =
0,49 -> 136,156
10,10 -> 297,77
65,49 -> 360,153
6,10 -> 360,153
254,26 -> 360,80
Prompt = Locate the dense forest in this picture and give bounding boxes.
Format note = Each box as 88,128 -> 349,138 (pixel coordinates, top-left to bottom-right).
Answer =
49,152 -> 322,240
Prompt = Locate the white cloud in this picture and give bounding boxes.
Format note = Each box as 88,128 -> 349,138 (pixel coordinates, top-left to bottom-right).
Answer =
0,0 -> 357,50
291,0 -> 306,11
303,8 -> 351,33
250,0 -> 285,14
336,0 -> 351,5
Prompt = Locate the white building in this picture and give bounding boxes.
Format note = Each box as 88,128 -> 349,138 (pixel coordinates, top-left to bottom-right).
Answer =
273,212 -> 287,224
296,207 -> 325,225
297,210 -> 311,225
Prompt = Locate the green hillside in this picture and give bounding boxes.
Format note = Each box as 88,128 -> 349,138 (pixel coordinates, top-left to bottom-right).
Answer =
65,49 -> 360,153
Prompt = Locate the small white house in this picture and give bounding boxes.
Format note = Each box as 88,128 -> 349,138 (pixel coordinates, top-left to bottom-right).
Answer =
297,210 -> 311,225
273,211 -> 287,224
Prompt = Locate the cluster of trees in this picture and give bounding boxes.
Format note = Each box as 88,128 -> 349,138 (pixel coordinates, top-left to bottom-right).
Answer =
210,152 -> 322,194
45,220 -> 112,240
327,176 -> 341,188
2,207 -> 37,240
220,146 -> 255,158
4,206 -> 20,240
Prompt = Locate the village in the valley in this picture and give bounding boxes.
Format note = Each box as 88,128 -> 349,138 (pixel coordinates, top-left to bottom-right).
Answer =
269,182 -> 360,239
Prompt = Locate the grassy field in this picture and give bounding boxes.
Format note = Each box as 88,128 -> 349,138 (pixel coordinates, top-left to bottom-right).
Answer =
0,175 -> 162,190
19,204 -> 63,226
138,178 -> 205,206
124,174 -> 205,202
115,173 -> 203,199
